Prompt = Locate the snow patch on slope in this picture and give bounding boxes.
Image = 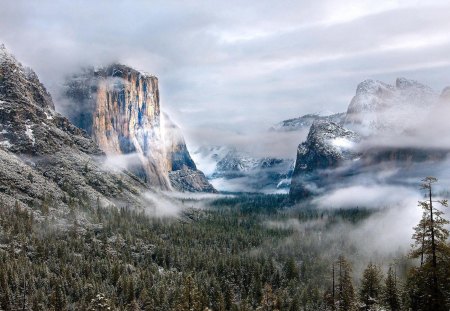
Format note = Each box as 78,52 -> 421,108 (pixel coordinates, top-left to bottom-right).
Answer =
25,124 -> 35,146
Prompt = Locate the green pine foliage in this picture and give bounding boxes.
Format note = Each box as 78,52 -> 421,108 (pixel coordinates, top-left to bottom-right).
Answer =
1,177 -> 449,310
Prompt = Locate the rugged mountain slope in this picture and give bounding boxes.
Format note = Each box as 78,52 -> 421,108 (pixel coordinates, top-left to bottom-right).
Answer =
289,121 -> 361,198
163,114 -> 216,192
0,45 -> 155,215
62,65 -> 215,193
344,78 -> 438,136
289,78 -> 449,200
270,112 -> 346,132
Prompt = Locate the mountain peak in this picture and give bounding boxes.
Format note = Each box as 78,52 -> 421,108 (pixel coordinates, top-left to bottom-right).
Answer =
0,44 -> 54,110
355,79 -> 393,95
345,77 -> 437,136
395,77 -> 430,91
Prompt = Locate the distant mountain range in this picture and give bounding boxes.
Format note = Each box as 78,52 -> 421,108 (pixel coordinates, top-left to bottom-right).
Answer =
192,146 -> 294,193
289,77 -> 450,200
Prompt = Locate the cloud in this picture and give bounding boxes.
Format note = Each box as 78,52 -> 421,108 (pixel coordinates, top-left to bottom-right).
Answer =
141,190 -> 226,217
313,184 -> 419,209
1,0 -> 450,158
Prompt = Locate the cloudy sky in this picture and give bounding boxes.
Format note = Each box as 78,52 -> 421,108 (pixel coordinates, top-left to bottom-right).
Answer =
1,0 -> 450,156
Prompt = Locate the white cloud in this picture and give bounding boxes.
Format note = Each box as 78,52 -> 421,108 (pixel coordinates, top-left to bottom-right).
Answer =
1,0 -> 450,157
313,184 -> 419,209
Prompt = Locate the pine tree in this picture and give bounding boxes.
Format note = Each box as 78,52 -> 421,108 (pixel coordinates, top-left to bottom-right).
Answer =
336,256 -> 355,311
177,275 -> 202,311
407,177 -> 450,311
383,267 -> 399,311
359,263 -> 382,310
283,257 -> 299,281
258,284 -> 278,311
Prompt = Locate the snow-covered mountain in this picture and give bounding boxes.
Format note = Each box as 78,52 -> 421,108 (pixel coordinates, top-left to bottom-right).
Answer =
270,112 -> 346,132
289,77 -> 450,200
289,120 -> 362,198
344,78 -> 438,136
192,146 -> 294,193
0,44 -> 155,211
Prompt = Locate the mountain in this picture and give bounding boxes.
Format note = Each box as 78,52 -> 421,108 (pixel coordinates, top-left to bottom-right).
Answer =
163,113 -> 216,192
289,78 -> 449,200
270,112 -> 346,132
62,65 -> 215,193
193,146 -> 294,193
0,45 -> 155,213
344,78 -> 438,136
289,120 -> 361,198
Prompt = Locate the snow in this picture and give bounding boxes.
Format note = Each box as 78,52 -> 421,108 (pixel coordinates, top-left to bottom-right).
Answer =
25,124 -> 35,146
0,140 -> 12,148
345,77 -> 438,136
44,111 -> 53,120
331,137 -> 354,149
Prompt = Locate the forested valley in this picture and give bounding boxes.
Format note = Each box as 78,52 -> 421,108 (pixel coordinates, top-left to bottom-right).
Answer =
1,178 -> 449,310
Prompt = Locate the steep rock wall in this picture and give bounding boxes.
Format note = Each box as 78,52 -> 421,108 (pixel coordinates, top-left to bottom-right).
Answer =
63,65 -> 215,192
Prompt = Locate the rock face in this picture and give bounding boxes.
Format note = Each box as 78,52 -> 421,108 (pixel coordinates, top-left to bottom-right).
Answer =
163,114 -> 216,192
289,121 -> 361,198
63,65 -> 215,193
270,112 -> 346,132
289,77 -> 449,200
0,45 -> 154,214
344,78 -> 437,136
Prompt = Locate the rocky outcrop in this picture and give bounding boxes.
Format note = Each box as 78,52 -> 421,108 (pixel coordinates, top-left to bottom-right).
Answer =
270,112 -> 345,132
0,44 -> 54,110
289,77 -> 450,200
344,78 -> 437,136
289,120 -> 361,198
163,113 -> 216,192
0,45 -> 155,214
63,65 -> 215,193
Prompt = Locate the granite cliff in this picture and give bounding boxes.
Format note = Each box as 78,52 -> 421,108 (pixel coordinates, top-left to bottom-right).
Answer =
63,65 -> 215,193
0,45 -> 157,216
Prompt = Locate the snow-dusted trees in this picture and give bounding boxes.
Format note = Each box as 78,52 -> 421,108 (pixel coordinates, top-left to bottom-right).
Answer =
406,177 -> 450,311
359,263 -> 383,310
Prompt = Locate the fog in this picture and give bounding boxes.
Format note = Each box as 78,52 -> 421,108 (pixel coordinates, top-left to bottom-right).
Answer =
2,0 -> 450,155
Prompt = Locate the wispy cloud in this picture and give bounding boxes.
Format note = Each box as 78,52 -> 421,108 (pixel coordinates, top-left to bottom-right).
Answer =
1,0 -> 450,155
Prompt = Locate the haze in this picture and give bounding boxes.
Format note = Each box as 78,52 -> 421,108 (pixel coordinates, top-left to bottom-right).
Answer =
1,0 -> 450,156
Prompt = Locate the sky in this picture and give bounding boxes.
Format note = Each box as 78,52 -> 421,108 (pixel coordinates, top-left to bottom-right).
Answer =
1,0 -> 450,156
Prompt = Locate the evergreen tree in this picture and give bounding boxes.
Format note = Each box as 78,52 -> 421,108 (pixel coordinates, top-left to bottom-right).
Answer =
359,263 -> 383,310
258,284 -> 278,311
336,256 -> 355,311
177,275 -> 202,311
383,267 -> 399,311
407,177 -> 450,311
283,257 -> 299,281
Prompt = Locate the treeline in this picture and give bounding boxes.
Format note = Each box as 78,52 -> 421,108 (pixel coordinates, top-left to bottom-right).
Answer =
323,177 -> 450,311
